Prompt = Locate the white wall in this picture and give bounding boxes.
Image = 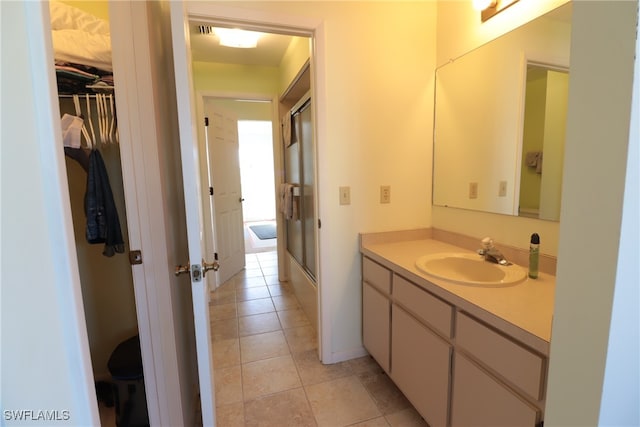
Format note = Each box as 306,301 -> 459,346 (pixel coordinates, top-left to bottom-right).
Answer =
1,2 -> 98,424
545,2 -> 638,425
599,14 -> 640,422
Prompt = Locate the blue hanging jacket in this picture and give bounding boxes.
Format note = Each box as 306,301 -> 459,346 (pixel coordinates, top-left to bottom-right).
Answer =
85,149 -> 124,257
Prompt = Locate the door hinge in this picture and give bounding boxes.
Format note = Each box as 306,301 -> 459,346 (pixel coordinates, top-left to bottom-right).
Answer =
209,187 -> 214,196
214,252 -> 219,261
318,219 -> 322,229
204,117 -> 209,126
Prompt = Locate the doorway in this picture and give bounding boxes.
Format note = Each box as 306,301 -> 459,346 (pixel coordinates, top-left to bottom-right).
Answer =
50,2 -> 148,426
239,119 -> 278,254
172,4 -> 325,421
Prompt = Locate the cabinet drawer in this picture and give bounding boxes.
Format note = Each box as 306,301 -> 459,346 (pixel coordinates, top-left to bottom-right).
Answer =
392,305 -> 451,427
363,257 -> 391,294
451,352 -> 540,427
394,275 -> 453,338
363,283 -> 390,372
456,312 -> 546,400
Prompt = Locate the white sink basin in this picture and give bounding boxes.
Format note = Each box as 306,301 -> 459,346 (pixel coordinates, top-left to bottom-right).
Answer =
415,253 -> 527,286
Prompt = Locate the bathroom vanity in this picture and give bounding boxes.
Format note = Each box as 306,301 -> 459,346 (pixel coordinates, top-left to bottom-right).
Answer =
360,229 -> 555,427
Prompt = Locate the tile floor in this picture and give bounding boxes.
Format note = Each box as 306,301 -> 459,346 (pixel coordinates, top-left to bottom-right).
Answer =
210,251 -> 429,427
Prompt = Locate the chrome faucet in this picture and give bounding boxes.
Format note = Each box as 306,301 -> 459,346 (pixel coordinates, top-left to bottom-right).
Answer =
477,237 -> 509,265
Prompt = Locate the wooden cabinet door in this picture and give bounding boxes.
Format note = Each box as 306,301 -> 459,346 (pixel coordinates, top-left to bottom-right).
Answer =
451,352 -> 541,427
363,282 -> 390,372
391,305 -> 451,427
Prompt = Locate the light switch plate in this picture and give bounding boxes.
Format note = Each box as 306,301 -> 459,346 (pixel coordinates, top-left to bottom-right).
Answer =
339,186 -> 351,205
498,181 -> 507,197
469,182 -> 478,199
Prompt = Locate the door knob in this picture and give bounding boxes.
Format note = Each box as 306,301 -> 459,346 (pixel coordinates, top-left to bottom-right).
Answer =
202,259 -> 219,277
239,197 -> 245,202
175,263 -> 190,276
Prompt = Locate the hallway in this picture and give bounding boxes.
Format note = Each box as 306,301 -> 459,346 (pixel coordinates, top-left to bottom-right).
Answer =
209,251 -> 428,427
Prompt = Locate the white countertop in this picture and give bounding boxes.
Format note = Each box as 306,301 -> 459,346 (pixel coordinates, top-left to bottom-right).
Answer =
361,238 -> 556,355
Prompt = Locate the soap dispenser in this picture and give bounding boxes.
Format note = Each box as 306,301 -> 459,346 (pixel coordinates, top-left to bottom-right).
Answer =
528,233 -> 540,279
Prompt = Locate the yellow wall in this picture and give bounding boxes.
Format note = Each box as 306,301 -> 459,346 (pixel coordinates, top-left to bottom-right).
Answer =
59,0 -> 109,21
193,62 -> 280,95
279,36 -> 311,94
520,68 -> 547,212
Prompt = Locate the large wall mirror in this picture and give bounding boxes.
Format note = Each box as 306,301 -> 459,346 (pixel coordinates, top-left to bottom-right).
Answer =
433,3 -> 572,221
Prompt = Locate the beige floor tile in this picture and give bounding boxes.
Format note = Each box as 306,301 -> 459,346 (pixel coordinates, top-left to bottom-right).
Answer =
214,365 -> 243,406
238,268 -> 265,280
210,287 -> 236,306
267,282 -> 294,297
305,376 -> 381,427
264,275 -> 281,286
358,371 -> 411,415
242,355 -> 302,401
272,294 -> 300,311
346,356 -> 385,375
214,402 -> 245,427
277,307 -> 311,329
257,256 -> 278,265
384,407 -> 428,427
350,417 -> 391,427
244,388 -> 317,427
260,266 -> 279,276
239,312 -> 282,337
211,318 -> 238,342
237,286 -> 271,302
237,297 -> 275,317
212,338 -> 240,369
256,252 -> 277,262
210,302 -> 237,321
240,330 -> 290,363
293,349 -> 353,386
284,325 -> 318,353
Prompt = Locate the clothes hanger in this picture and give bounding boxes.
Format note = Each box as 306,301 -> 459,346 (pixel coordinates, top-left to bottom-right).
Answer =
85,94 -> 96,148
73,94 -> 92,149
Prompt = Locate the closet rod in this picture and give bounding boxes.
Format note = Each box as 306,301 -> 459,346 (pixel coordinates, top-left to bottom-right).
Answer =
58,94 -> 113,99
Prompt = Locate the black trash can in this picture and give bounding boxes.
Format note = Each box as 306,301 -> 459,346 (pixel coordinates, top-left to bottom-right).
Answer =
108,335 -> 150,427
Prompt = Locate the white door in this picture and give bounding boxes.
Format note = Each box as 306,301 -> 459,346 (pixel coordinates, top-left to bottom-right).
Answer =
204,100 -> 246,285
169,3 -> 217,425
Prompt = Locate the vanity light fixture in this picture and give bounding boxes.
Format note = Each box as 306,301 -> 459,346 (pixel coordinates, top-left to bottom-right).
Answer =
473,0 -> 520,22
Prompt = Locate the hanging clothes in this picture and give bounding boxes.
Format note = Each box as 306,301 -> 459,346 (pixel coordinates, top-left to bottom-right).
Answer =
85,149 -> 124,256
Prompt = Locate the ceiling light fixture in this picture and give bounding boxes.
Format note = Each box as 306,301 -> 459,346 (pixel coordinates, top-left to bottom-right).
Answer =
474,0 -> 520,22
214,28 -> 262,49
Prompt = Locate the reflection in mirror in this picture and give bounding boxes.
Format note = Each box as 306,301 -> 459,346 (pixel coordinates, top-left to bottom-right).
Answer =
519,64 -> 568,220
433,4 -> 571,221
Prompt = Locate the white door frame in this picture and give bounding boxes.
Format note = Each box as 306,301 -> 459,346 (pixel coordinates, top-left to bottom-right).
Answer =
184,2 -> 330,362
